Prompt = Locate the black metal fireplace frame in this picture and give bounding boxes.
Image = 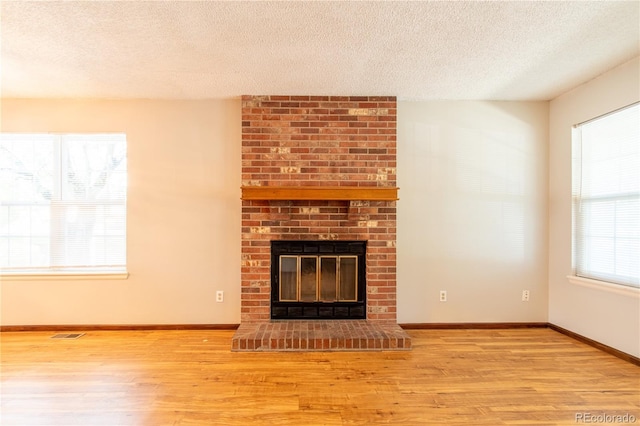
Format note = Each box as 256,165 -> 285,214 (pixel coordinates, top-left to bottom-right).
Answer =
270,240 -> 367,320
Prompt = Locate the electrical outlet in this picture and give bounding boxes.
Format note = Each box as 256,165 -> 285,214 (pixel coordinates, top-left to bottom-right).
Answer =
439,290 -> 447,302
522,290 -> 530,302
216,291 -> 224,303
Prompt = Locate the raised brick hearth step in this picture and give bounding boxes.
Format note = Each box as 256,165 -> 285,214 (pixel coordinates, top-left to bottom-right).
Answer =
231,320 -> 411,352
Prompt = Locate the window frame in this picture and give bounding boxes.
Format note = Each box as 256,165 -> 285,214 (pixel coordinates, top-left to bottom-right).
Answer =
569,102 -> 639,292
0,133 -> 128,279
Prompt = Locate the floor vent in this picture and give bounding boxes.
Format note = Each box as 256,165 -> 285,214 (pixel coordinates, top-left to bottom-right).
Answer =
50,333 -> 84,339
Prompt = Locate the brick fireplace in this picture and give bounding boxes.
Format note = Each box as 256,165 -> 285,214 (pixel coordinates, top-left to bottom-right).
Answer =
232,95 -> 410,351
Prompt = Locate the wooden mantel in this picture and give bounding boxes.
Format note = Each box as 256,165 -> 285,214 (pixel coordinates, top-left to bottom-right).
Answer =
241,186 -> 399,201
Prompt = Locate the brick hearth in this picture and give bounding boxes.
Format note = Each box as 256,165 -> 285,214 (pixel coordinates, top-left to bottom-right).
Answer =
235,95 -> 410,351
232,320 -> 410,351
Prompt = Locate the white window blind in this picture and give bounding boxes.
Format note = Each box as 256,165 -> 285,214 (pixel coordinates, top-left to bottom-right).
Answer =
0,133 -> 127,274
572,103 -> 639,287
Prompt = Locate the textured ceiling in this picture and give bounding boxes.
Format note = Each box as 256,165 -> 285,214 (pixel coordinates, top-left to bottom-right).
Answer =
1,1 -> 639,101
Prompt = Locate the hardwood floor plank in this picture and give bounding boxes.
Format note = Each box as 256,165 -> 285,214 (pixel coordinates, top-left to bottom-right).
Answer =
1,329 -> 638,425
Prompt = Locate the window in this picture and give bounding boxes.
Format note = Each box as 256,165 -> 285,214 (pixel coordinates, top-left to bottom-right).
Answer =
572,103 -> 639,288
0,133 -> 127,275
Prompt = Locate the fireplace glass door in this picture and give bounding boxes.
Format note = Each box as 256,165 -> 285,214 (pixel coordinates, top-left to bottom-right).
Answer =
271,240 -> 366,320
279,256 -> 358,303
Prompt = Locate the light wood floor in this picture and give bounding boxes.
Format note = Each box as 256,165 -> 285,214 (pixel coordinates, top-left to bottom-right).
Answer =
1,328 -> 638,425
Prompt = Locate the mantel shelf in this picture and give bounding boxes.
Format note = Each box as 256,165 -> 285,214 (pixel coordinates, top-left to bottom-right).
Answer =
241,186 -> 399,201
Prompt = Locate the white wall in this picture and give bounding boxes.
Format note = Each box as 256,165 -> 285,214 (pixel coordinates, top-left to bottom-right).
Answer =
5,87 -> 634,347
548,57 -> 640,357
397,101 -> 549,323
1,98 -> 552,326
0,99 -> 242,325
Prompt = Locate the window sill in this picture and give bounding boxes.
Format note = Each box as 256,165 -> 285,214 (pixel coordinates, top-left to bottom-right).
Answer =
566,275 -> 640,298
1,271 -> 129,281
